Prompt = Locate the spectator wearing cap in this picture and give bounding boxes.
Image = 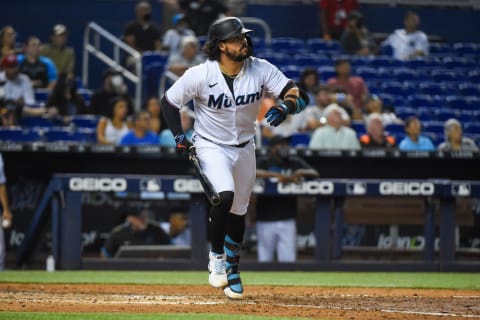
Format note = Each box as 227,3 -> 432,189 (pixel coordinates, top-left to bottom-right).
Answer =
119,110 -> 159,145
159,106 -> 194,147
88,69 -> 134,117
17,36 -> 58,89
398,116 -> 435,151
364,94 -> 402,126
255,135 -> 319,262
340,10 -> 376,56
382,11 -> 429,61
437,119 -> 478,152
327,59 -> 369,120
1,54 -> 56,124
309,104 -> 360,150
123,1 -> 162,52
40,24 -> 75,76
162,13 -> 195,55
304,86 -> 351,131
101,209 -> 171,258
166,35 -> 204,76
359,113 -> 396,150
319,0 -> 359,41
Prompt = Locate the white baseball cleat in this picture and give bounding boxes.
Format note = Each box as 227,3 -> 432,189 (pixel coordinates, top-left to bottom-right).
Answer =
208,251 -> 228,288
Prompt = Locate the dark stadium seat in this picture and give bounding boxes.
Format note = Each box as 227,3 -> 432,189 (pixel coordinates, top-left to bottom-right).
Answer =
351,121 -> 366,134
0,128 -> 41,143
380,82 -> 415,96
429,43 -> 452,56
251,37 -> 266,51
442,57 -> 477,69
142,51 -> 169,68
271,37 -> 305,53
385,123 -> 404,134
370,56 -> 403,68
395,107 -> 417,120
293,53 -> 330,67
377,93 -> 395,106
290,132 -> 311,147
435,109 -> 458,121
71,115 -> 100,129
422,121 -> 444,134
34,89 -> 50,103
458,84 -> 480,96
419,82 -> 456,96
43,127 -> 90,142
256,51 -> 290,65
355,66 -> 380,80
317,66 -> 336,82
408,94 -> 435,108
392,68 -> 424,83
280,65 -> 302,81
431,70 -> 463,83
464,123 -> 480,134
468,70 -> 480,83
20,116 -> 59,128
306,38 -> 341,54
350,57 -> 371,68
453,42 -> 479,58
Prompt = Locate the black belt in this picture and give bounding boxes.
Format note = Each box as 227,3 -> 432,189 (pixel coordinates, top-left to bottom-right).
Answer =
198,134 -> 250,148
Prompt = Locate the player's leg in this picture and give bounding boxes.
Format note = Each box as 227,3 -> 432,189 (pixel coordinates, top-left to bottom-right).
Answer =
256,221 -> 277,262
224,143 -> 256,299
0,225 -> 5,270
194,135 -> 235,288
276,219 -> 297,262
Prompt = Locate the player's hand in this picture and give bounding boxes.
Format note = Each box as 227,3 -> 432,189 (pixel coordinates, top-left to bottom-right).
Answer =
174,134 -> 195,158
2,209 -> 12,229
265,104 -> 289,127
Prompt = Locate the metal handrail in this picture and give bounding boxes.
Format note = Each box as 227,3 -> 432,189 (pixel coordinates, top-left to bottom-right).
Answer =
82,22 -> 142,110
158,70 -> 179,98
239,17 -> 272,45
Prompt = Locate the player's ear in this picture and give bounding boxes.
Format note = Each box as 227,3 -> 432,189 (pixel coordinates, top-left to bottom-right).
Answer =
218,41 -> 226,52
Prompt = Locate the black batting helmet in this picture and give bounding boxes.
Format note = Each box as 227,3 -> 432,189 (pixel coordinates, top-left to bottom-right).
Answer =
208,17 -> 252,41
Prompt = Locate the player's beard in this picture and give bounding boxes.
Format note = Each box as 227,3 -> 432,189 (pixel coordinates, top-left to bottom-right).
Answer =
224,45 -> 250,62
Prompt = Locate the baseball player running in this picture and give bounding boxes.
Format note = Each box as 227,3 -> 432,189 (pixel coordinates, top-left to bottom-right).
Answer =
161,17 -> 308,299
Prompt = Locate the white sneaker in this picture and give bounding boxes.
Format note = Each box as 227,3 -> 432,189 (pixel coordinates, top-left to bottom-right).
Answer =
208,252 -> 228,288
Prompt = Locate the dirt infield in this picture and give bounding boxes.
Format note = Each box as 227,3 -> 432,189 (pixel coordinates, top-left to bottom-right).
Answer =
1,283 -> 479,319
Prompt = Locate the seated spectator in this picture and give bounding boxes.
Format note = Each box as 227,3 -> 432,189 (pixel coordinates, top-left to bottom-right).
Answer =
437,118 -> 478,152
17,36 -> 58,89
145,96 -> 162,134
359,113 -> 396,150
382,11 -> 429,61
304,86 -> 351,131
319,0 -> 359,41
166,36 -> 204,77
123,1 -> 162,52
47,73 -> 86,121
0,26 -> 19,61
179,0 -> 229,36
162,13 -> 195,55
120,110 -> 159,145
256,135 -> 319,262
398,116 -> 435,151
298,68 -> 319,105
40,24 -> 75,76
159,106 -> 194,147
101,209 -> 171,258
340,10 -> 376,56
96,97 -> 131,145
309,104 -> 360,150
327,59 -> 369,119
364,94 -> 402,126
160,207 -> 191,246
1,54 -> 56,122
89,69 -> 133,117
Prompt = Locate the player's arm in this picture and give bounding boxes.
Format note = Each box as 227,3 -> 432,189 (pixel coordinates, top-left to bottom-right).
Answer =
161,96 -> 193,157
265,82 -> 310,127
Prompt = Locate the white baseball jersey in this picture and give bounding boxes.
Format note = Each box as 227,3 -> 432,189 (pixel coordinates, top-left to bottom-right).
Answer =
383,29 -> 429,60
165,57 -> 290,145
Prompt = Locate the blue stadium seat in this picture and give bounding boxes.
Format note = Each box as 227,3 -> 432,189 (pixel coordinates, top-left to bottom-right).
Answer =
408,94 -> 435,108
431,70 -> 463,83
355,66 -> 380,80
385,123 -> 405,134
377,93 -> 395,106
280,65 -> 302,81
293,53 -> 330,67
419,82 -> 456,96
71,115 -> 100,129
429,43 -> 452,56
351,121 -> 366,134
256,51 -> 289,65
20,116 -> 58,128
371,56 -> 403,68
446,96 -> 468,110
350,57 -> 371,68
464,123 -> 480,134
34,89 -> 50,103
251,37 -> 266,51
458,84 -> 480,96
271,37 -> 305,53
468,70 -> 480,83
78,89 -> 93,105
442,57 -> 477,69
290,133 -> 311,147
435,109 -> 458,121
380,82 -> 415,96
142,51 -> 169,68
77,128 -> 97,143
0,128 -> 41,143
306,39 -> 341,54
379,44 -> 393,56
317,66 -> 336,82
395,107 -> 417,120
422,121 -> 444,134
43,128 -> 90,143
392,68 -> 422,83
453,42 -> 479,58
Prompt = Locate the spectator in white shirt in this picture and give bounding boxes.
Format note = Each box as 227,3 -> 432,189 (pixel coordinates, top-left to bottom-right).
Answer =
166,36 -> 204,77
162,13 -> 196,56
383,11 -> 429,60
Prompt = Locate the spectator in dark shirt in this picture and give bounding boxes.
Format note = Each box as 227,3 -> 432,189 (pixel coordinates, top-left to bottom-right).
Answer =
101,209 -> 171,258
340,10 -> 376,56
327,59 -> 369,120
47,73 -> 86,121
123,1 -> 162,52
256,135 -> 319,262
179,0 -> 229,36
18,36 -> 58,89
89,69 -> 133,117
0,26 -> 18,62
319,0 -> 359,40
298,68 -> 319,105
120,110 -> 159,145
359,113 -> 396,150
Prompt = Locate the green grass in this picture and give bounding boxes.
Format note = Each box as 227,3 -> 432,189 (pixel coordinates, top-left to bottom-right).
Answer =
0,313 -> 309,320
0,271 -> 479,290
